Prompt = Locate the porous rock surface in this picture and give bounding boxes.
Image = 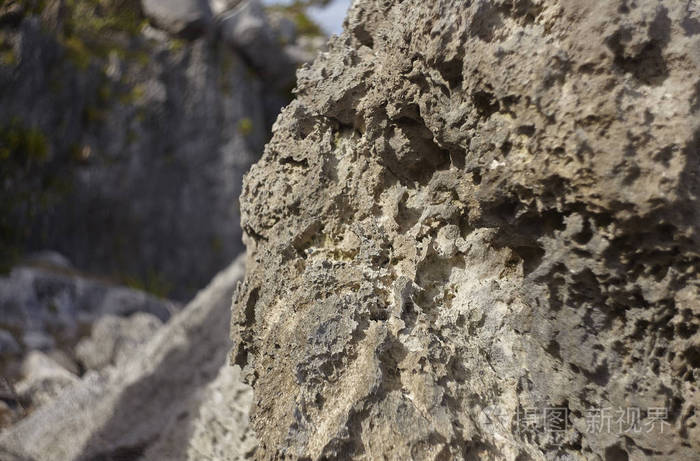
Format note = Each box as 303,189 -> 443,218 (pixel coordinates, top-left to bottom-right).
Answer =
233,0 -> 700,459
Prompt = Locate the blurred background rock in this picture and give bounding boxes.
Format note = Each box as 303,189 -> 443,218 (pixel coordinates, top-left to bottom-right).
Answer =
0,0 -> 348,437
0,0 -> 340,301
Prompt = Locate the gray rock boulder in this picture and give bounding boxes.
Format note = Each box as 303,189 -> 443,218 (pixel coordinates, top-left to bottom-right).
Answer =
142,0 -> 213,38
15,351 -> 79,410
75,313 -> 163,371
220,0 -> 296,88
232,0 -> 700,459
0,380 -> 23,431
0,256 -> 253,461
210,0 -> 241,17
0,262 -> 178,380
20,252 -> 73,271
267,10 -> 297,45
0,402 -> 15,431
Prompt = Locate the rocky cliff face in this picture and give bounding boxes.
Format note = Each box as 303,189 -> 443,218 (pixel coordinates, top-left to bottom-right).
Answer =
0,0 -> 321,300
233,0 -> 699,459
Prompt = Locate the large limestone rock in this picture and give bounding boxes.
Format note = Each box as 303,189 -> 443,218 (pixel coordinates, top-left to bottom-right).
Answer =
0,256 -> 253,461
233,0 -> 700,459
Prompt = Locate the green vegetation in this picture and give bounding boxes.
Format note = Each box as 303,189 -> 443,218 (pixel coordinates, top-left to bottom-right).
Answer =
124,269 -> 172,299
59,0 -> 147,68
97,81 -> 112,103
0,118 -> 48,164
15,0 -> 47,16
169,38 -> 186,52
63,0 -> 145,36
0,1 -> 161,282
118,83 -> 145,105
292,10 -> 322,37
0,118 -> 78,273
267,1 -> 325,38
0,48 -> 17,66
83,104 -> 107,123
0,31 -> 18,67
0,118 -> 51,273
54,0 -> 154,115
217,42 -> 236,94
63,0 -> 145,35
238,117 -> 254,136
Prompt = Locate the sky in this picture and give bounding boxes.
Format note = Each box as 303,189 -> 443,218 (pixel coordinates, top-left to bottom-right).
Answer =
262,0 -> 353,36
307,0 -> 352,35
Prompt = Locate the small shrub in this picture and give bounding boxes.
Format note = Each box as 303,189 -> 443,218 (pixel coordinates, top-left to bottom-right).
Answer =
0,119 -> 49,164
238,118 -> 254,136
267,2 -> 324,38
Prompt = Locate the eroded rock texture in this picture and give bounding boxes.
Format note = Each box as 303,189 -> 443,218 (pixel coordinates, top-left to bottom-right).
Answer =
233,0 -> 700,459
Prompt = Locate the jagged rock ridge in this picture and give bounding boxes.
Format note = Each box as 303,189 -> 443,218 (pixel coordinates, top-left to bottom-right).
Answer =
233,0 -> 699,459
